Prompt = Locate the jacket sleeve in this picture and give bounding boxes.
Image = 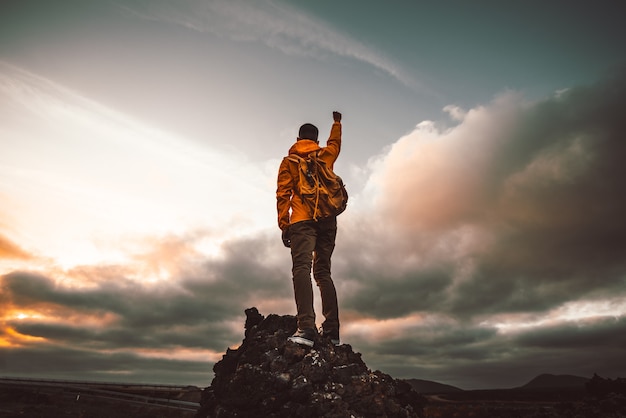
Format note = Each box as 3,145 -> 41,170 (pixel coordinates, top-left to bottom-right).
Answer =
319,121 -> 341,169
276,157 -> 293,231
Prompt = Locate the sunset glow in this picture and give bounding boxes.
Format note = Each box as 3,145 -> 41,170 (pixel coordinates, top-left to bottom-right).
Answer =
1,0 -> 625,389
0,326 -> 47,347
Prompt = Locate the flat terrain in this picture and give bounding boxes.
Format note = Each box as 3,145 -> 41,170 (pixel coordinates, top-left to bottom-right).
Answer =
2,378 -> 625,418
422,388 -> 626,418
0,378 -> 201,418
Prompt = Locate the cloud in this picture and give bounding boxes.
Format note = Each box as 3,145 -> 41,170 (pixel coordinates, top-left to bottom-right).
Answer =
118,0 -> 422,91
0,230 -> 294,383
0,61 -> 286,384
300,69 -> 626,386
0,234 -> 31,260
340,69 -> 626,321
3,68 -> 626,389
1,230 -> 289,342
0,344 -> 213,385
345,314 -> 626,389
0,62 -> 277,267
514,316 -> 626,350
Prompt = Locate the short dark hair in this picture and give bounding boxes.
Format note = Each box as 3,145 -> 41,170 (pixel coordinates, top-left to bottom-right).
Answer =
298,123 -> 318,141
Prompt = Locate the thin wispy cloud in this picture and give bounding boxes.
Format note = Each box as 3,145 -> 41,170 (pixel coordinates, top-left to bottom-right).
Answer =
0,62 -> 276,267
119,0 -> 423,92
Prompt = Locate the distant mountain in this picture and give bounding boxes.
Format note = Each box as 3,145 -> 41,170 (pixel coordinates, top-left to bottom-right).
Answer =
404,378 -> 463,394
518,374 -> 589,390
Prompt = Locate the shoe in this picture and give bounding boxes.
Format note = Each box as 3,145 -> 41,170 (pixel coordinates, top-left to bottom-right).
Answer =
288,328 -> 316,347
320,328 -> 340,346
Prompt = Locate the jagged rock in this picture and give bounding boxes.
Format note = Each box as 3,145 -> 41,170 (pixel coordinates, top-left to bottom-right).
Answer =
195,308 -> 426,418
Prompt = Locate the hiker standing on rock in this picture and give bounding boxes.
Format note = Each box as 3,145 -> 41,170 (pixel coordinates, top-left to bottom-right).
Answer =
276,111 -> 344,347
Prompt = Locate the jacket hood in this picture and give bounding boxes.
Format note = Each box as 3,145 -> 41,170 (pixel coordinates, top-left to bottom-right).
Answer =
289,139 -> 320,157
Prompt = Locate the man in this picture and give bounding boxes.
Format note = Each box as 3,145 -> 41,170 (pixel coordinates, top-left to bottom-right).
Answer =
276,111 -> 342,347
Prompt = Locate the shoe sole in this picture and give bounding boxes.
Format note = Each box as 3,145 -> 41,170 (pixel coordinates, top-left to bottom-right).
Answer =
288,336 -> 314,347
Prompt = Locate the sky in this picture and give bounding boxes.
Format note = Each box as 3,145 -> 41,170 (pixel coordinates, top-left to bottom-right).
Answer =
1,0 -> 625,390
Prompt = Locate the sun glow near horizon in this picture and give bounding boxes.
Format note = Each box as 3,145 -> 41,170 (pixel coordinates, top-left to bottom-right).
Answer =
1,62 -> 277,272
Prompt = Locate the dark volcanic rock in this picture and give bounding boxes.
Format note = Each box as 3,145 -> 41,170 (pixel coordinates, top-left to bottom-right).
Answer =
195,307 -> 426,418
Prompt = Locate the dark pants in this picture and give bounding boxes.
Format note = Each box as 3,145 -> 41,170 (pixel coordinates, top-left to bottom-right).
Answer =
289,218 -> 339,333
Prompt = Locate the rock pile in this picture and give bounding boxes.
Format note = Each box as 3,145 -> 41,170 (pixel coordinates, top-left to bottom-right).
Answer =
195,308 -> 426,418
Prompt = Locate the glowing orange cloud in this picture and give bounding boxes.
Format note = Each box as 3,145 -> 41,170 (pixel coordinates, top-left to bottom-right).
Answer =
368,93 -> 524,232
0,325 -> 46,348
0,235 -> 32,260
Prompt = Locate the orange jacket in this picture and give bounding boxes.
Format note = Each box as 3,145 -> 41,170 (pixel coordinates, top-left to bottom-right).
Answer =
276,121 -> 342,230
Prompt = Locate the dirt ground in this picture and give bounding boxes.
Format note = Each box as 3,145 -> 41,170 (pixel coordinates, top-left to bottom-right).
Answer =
0,385 -> 199,418
3,383 -> 626,418
422,390 -> 626,418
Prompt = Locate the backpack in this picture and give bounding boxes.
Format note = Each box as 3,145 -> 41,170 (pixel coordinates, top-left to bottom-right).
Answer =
286,151 -> 348,221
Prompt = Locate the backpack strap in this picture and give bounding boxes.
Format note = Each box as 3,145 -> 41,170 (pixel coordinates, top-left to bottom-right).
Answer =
286,153 -> 322,220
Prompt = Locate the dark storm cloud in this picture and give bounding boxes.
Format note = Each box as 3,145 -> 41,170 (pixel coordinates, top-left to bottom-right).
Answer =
0,229 -> 294,384
341,266 -> 454,319
2,270 -> 237,351
299,70 -> 626,388
0,344 -> 213,385
4,235 -> 288,340
183,233 -> 293,304
0,232 -> 293,384
446,73 -> 626,317
515,316 -> 626,349
338,68 -> 626,321
349,316 -> 626,389
369,324 -> 497,360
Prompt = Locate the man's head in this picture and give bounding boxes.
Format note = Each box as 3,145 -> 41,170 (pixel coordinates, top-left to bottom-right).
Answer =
298,123 -> 319,142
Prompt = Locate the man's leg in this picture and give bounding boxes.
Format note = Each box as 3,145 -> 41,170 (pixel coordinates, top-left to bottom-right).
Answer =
289,221 -> 317,331
312,217 -> 339,337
